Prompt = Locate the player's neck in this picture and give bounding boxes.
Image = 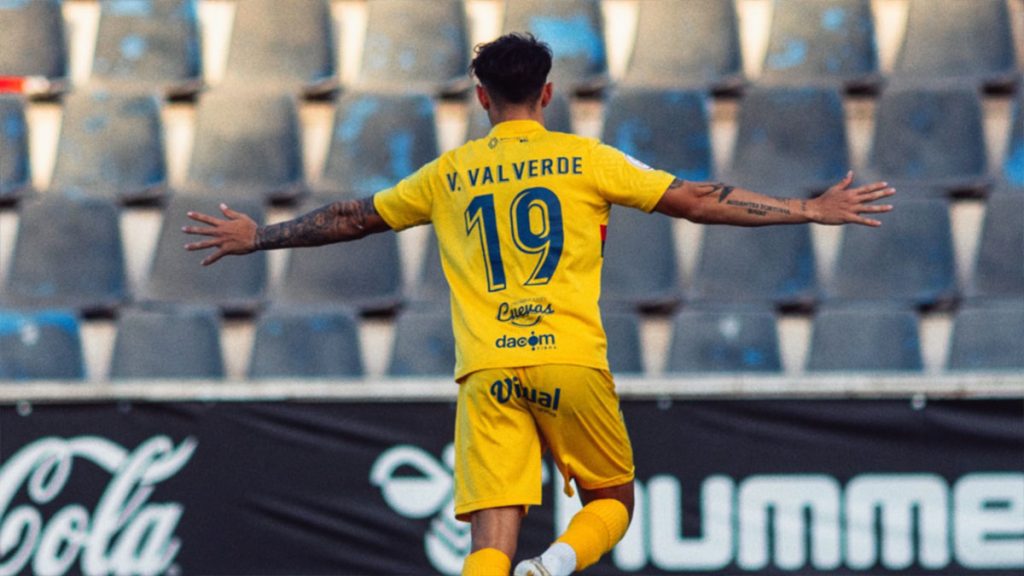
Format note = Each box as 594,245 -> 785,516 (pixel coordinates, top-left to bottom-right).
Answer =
488,105 -> 545,127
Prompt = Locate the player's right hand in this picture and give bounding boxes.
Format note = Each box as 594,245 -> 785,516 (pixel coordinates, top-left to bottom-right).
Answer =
182,203 -> 259,266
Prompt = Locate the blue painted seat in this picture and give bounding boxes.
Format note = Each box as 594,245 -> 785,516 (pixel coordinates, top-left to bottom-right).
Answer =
387,306 -> 456,377
0,0 -> 66,95
3,195 -> 126,316
1002,92 -> 1023,190
664,304 -> 782,374
760,0 -> 880,93
109,305 -> 224,380
601,207 -> 682,312
967,195 -> 1023,301
49,90 -> 166,204
357,0 -> 471,96
503,0 -> 608,95
248,306 -> 364,379
947,301 -> 1024,371
0,95 -> 31,203
806,304 -> 922,372
621,0 -> 744,93
0,309 -> 84,380
318,92 -> 438,197
602,311 -> 644,375
90,0 -> 202,97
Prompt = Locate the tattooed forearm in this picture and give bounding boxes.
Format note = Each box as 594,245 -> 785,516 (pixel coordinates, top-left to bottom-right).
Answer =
255,197 -> 379,250
691,182 -> 737,203
724,199 -> 792,217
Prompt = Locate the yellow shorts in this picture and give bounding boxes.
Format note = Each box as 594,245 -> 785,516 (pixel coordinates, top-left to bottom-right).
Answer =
453,364 -> 635,520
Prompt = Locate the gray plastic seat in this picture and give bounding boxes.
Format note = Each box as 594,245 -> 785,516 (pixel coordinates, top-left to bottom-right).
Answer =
276,196 -> 403,314
503,0 -> 608,95
49,90 -> 166,204
601,207 -> 681,312
387,306 -> 456,377
806,304 -> 922,372
689,225 -> 817,310
0,309 -> 84,380
357,0 -> 470,96
185,90 -> 305,203
142,196 -> 267,315
725,86 -> 849,197
247,306 -> 364,379
826,197 -> 957,310
947,301 -> 1024,371
760,0 -> 879,93
0,95 -> 31,203
664,305 -> 782,374
1003,92 -> 1023,189
602,311 -> 644,375
865,85 -> 989,197
3,195 -> 126,316
318,92 -> 438,197
967,195 -> 1023,301
466,91 -> 572,141
109,306 -> 224,379
221,0 -> 335,96
90,0 -> 202,97
600,88 -> 712,182
0,0 -> 66,92
621,0 -> 743,93
410,232 -> 449,303
893,0 -> 1019,92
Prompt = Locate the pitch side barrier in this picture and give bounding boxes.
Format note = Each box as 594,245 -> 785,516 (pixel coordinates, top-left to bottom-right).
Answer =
0,372 -> 1022,403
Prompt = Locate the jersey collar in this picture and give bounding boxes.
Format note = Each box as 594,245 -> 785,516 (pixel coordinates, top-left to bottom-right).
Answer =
488,119 -> 547,138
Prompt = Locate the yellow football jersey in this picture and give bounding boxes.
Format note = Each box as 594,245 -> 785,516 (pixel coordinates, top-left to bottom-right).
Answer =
374,120 -> 675,379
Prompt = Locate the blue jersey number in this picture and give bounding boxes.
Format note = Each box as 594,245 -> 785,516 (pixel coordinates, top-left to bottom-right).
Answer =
465,188 -> 564,292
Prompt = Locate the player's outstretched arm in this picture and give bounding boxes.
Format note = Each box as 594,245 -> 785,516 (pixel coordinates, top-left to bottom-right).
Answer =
653,171 -> 894,227
183,197 -> 391,266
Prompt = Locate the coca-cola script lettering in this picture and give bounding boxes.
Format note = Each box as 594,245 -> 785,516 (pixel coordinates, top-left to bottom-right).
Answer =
0,435 -> 197,576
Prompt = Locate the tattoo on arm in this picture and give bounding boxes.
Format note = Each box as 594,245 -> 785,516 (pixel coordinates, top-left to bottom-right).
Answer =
255,197 -> 379,250
691,182 -> 737,203
724,199 -> 791,217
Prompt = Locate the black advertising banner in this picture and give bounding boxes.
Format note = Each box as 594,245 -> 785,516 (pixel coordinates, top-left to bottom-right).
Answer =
0,398 -> 1021,576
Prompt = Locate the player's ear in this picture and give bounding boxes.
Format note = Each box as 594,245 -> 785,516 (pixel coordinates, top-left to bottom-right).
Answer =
476,85 -> 491,110
539,82 -> 553,108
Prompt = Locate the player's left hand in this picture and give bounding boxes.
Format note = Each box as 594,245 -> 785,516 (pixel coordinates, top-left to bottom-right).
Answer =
808,171 -> 895,226
182,203 -> 259,266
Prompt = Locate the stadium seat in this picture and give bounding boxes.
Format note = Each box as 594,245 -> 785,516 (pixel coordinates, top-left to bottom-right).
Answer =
317,92 -> 438,197
387,306 -> 456,377
109,305 -> 224,379
893,0 -> 1020,92
220,0 -> 336,97
0,95 -> 31,203
806,304 -> 922,372
49,90 -> 167,204
275,195 -> 403,314
357,0 -> 471,96
409,232 -> 449,303
966,195 -> 1023,301
689,225 -> 817,310
0,309 -> 84,380
946,300 -> 1024,371
724,86 -> 849,197
0,0 -> 66,94
621,0 -> 743,93
502,0 -> 608,95
602,311 -> 644,374
2,195 -> 126,316
825,197 -> 957,310
600,88 -> 712,182
465,91 -> 572,141
90,0 -> 202,98
759,0 -> 880,93
663,304 -> 782,374
247,305 -> 364,379
864,84 -> 989,197
141,196 -> 267,315
601,206 -> 682,312
1002,92 -> 1023,189
185,90 -> 305,203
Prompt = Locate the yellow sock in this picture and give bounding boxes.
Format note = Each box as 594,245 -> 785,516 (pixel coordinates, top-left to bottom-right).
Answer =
555,499 -> 630,571
462,547 -> 511,576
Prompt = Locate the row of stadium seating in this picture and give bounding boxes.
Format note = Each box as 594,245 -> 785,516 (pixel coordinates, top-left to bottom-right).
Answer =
2,299 -> 1021,381
1,84 -> 1021,206
2,193 -> 1021,317
1,0 -> 1020,100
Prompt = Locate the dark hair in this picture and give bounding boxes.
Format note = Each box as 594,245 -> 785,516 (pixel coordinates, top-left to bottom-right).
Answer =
470,33 -> 553,105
